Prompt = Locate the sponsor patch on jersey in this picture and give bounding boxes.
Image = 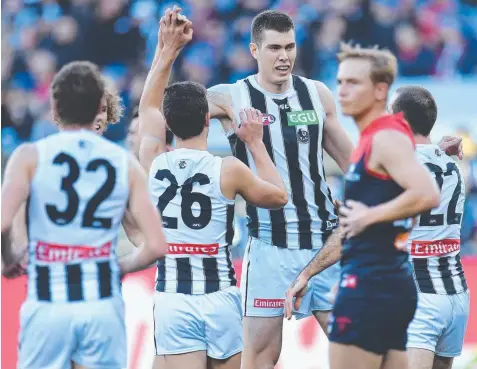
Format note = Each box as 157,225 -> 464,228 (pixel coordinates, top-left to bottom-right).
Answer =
410,239 -> 460,257
253,298 -> 285,308
167,243 -> 219,255
262,114 -> 276,125
286,110 -> 319,126
36,241 -> 112,263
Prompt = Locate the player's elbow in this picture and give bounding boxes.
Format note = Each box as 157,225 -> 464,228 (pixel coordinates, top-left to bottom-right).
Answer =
269,190 -> 289,209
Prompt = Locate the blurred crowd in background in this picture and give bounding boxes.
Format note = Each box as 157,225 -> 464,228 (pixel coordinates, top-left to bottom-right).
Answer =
2,0 -> 477,254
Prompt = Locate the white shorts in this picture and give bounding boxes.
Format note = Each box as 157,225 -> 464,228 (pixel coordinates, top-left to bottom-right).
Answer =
18,298 -> 126,369
153,286 -> 243,359
407,290 -> 470,357
241,236 -> 340,319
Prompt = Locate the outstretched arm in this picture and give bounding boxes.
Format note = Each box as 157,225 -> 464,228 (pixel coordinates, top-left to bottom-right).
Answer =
138,7 -> 193,172
315,81 -> 354,173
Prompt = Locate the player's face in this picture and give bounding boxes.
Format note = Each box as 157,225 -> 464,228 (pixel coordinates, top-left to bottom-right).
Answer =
94,97 -> 108,135
337,59 -> 378,118
126,117 -> 140,156
252,29 -> 296,85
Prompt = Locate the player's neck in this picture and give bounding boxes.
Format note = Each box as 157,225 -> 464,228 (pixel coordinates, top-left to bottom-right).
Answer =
60,123 -> 95,132
355,105 -> 387,133
256,73 -> 291,94
175,136 -> 207,151
414,135 -> 432,145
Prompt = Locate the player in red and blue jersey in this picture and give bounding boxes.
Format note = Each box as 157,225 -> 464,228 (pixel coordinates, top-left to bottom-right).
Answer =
285,43 -> 441,369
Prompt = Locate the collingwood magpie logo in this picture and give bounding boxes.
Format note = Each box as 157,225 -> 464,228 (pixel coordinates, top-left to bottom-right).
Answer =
179,160 -> 187,169
297,128 -> 310,144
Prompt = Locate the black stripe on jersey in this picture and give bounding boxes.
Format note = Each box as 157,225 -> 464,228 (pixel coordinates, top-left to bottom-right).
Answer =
156,257 -> 166,292
66,264 -> 83,301
438,257 -> 457,294
243,238 -> 252,316
176,258 -> 193,294
412,258 -> 436,293
293,76 -> 332,245
455,254 -> 468,291
244,78 -> 287,245
36,265 -> 51,301
203,258 -> 220,293
272,94 -> 313,249
232,131 -> 259,237
226,246 -> 237,286
97,261 -> 112,298
226,205 -> 235,245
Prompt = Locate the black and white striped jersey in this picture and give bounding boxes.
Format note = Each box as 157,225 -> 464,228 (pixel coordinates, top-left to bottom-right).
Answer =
149,149 -> 236,295
209,75 -> 338,250
26,130 -> 129,302
408,145 -> 467,295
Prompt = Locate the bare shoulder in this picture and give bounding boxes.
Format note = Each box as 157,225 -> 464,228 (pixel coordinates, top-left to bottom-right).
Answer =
9,142 -> 38,167
207,84 -> 234,104
373,129 -> 413,155
313,80 -> 335,113
221,156 -> 243,175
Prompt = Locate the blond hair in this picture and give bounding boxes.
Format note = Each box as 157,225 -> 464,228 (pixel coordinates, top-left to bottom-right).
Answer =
337,43 -> 398,85
104,87 -> 124,125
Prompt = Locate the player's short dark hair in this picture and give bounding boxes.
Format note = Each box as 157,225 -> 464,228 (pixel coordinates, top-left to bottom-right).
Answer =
251,10 -> 294,46
391,86 -> 438,137
166,129 -> 173,145
163,81 -> 208,140
51,61 -> 105,126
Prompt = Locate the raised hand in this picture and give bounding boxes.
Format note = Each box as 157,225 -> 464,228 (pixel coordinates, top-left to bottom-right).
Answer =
234,108 -> 264,147
159,5 -> 193,53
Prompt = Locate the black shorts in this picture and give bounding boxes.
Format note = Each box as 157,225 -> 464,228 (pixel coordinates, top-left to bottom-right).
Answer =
328,276 -> 417,355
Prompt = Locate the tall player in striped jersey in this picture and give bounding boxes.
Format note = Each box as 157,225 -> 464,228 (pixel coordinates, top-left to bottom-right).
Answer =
206,10 -> 351,368
135,8 -> 287,369
390,86 -> 469,369
1,61 -> 167,369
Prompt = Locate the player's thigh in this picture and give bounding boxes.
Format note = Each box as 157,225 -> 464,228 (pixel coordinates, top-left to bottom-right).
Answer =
18,300 -> 75,369
432,355 -> 453,369
407,293 -> 448,354
436,291 -> 470,358
241,237 -> 316,319
312,310 -> 331,334
203,287 -> 243,361
207,352 -> 241,369
154,351 -> 207,369
242,316 -> 283,365
153,292 -> 207,356
72,298 -> 127,369
329,342 -> 382,369
381,350 -> 408,369
407,348 -> 435,369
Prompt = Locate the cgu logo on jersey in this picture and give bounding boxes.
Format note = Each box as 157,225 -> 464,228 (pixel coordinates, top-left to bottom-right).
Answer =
262,114 -> 276,125
36,241 -> 112,262
287,110 -> 319,126
167,243 -> 219,255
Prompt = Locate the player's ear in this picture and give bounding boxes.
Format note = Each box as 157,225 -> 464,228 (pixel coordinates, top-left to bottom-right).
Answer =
250,42 -> 258,60
374,82 -> 388,102
205,112 -> 210,127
